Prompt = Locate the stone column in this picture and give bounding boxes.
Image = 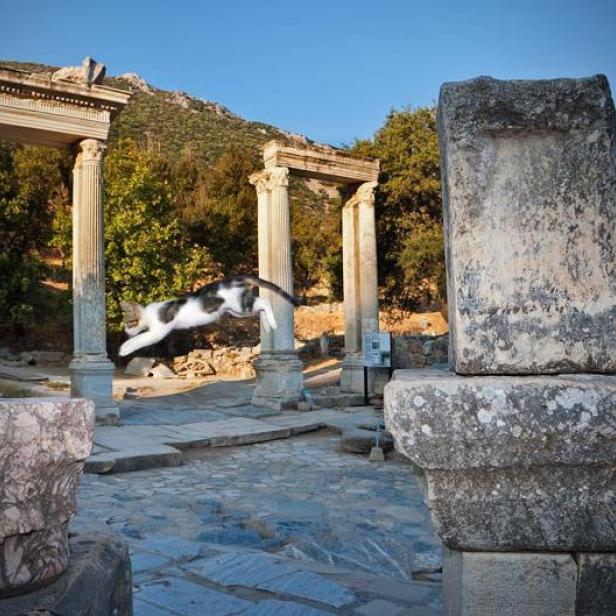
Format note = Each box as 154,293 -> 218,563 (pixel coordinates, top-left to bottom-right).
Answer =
357,181 -> 379,334
268,167 -> 295,352
341,181 -> 379,393
251,171 -> 274,353
69,138 -> 118,423
250,167 -> 303,410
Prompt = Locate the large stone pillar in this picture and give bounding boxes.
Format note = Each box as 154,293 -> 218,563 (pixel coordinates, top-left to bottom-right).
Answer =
69,138 -> 118,423
341,181 -> 379,393
386,75 -> 616,616
250,167 -> 303,410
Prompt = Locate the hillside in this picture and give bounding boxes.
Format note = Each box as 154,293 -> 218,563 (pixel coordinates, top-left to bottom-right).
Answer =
0,59 -> 317,162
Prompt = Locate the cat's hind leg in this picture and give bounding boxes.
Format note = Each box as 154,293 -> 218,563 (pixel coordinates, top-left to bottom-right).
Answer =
119,325 -> 172,357
253,297 -> 277,331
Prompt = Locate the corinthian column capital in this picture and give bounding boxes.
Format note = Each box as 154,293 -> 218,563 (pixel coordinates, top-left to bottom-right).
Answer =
249,167 -> 290,193
266,166 -> 289,189
80,138 -> 106,163
249,169 -> 271,194
346,180 -> 378,208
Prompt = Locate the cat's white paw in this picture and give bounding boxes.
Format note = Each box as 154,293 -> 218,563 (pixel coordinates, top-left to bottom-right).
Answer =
119,341 -> 132,357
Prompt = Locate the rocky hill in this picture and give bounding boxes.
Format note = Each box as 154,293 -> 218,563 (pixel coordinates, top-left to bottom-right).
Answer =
0,60 -> 317,163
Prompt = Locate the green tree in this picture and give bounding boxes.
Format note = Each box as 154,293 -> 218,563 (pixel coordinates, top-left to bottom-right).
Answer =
0,143 -> 71,332
290,182 -> 342,298
352,107 -> 444,307
178,144 -> 260,274
102,140 -> 212,331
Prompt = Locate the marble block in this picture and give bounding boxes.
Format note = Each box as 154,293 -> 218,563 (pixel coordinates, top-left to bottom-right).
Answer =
438,75 -> 616,374
0,397 -> 95,595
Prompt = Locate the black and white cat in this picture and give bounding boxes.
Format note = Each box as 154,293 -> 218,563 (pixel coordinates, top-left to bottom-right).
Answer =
119,275 -> 299,357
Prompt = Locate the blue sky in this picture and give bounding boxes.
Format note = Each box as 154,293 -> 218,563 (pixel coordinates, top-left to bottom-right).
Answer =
2,0 -> 615,145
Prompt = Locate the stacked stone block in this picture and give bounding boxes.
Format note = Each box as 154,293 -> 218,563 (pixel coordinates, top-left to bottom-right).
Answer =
385,75 -> 616,616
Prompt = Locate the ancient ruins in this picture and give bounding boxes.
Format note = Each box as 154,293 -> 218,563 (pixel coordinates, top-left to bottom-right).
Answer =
0,60 -> 133,615
0,58 -> 130,422
249,141 -> 380,409
386,75 -> 616,615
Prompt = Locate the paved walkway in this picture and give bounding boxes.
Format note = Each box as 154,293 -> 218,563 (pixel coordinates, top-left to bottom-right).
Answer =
74,432 -> 443,615
5,365 -> 444,613
87,377 -> 375,474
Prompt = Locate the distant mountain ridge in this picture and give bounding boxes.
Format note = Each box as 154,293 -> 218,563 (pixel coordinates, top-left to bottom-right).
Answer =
0,59 -> 320,163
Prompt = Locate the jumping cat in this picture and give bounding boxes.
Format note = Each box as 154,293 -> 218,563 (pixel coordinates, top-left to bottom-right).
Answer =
119,275 -> 299,357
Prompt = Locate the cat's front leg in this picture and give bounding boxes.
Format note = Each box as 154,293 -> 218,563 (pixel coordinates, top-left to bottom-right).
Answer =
254,297 -> 277,330
119,326 -> 171,357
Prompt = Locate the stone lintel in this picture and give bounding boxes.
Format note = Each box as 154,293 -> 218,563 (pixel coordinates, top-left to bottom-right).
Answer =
0,64 -> 130,149
263,140 -> 379,184
384,369 -> 616,551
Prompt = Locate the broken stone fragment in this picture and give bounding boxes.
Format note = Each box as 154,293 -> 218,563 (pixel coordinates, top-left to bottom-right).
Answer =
148,363 -> 176,379
0,398 -> 95,595
124,357 -> 156,376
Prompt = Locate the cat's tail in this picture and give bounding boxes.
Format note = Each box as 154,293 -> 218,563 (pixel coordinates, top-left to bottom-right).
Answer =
242,275 -> 301,306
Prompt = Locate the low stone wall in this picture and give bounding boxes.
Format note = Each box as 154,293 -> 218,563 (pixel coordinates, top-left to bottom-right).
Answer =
173,347 -> 258,379
392,334 -> 448,369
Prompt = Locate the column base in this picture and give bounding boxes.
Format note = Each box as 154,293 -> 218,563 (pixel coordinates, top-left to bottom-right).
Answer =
443,547 -> 578,616
251,352 -> 304,411
341,353 -> 367,394
69,355 -> 119,423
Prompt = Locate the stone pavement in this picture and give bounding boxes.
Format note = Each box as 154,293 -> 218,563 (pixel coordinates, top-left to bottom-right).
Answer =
74,432 -> 443,615
86,378 -> 381,474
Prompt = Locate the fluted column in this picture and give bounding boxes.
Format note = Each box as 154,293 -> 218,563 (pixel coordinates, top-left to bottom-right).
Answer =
357,181 -> 379,334
69,138 -> 118,422
341,181 -> 379,393
268,167 -> 295,352
249,166 -> 303,410
250,170 -> 274,352
342,199 -> 361,353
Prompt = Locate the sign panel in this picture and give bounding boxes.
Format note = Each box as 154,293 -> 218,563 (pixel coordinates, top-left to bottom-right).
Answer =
363,332 -> 392,368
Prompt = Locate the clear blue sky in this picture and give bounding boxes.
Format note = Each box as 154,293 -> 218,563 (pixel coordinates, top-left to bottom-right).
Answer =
2,0 -> 615,145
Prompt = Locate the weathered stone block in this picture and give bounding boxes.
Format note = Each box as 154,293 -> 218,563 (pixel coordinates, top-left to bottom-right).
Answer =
0,532 -> 132,616
438,75 -> 616,374
443,548 -> 577,616
0,398 -> 95,596
575,553 -> 616,616
385,369 -> 616,551
252,353 -> 304,410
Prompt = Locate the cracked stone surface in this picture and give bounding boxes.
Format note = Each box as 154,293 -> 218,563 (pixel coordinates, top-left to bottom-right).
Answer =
0,397 -> 95,595
73,432 -> 443,615
439,74 -> 616,375
385,369 -> 616,551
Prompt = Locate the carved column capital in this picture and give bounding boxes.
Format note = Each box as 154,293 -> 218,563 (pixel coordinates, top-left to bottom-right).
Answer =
249,169 -> 271,194
80,138 -> 106,163
266,166 -> 289,189
345,180 -> 378,208
250,167 -> 290,193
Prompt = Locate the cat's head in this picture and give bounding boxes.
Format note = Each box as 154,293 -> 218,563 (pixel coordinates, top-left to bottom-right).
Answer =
120,300 -> 144,331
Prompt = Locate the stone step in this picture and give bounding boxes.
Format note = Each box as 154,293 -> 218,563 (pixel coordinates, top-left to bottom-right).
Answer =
84,445 -> 182,474
86,411 -> 347,474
